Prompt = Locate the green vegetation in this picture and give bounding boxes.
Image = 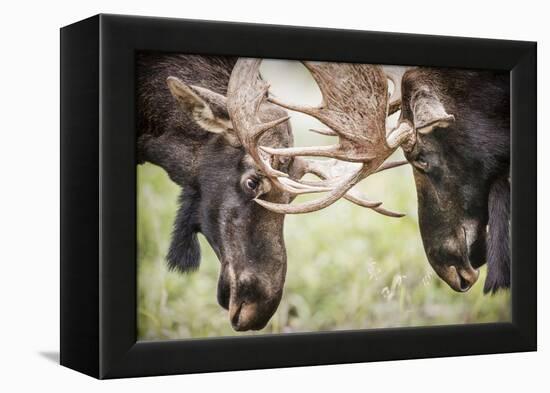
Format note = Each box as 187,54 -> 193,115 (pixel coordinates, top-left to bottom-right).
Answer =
137,157 -> 510,341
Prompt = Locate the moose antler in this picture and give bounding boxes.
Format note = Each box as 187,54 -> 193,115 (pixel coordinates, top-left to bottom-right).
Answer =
276,158 -> 407,217
259,61 -> 409,214
264,62 -> 390,162
384,65 -> 407,116
226,59 -> 333,196
227,59 -> 408,215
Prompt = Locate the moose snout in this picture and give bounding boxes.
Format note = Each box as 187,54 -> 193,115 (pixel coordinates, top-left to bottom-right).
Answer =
218,268 -> 283,331
429,248 -> 480,292
229,300 -> 264,331
426,225 -> 482,292
444,265 -> 479,292
228,294 -> 279,331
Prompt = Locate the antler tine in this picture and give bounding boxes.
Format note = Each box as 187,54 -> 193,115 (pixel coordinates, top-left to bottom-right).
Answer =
267,95 -> 318,118
254,164 -> 367,214
295,158 -> 405,216
386,120 -> 416,150
344,191 -> 405,218
260,144 -> 369,161
254,158 -> 404,217
292,159 -> 408,188
309,128 -> 338,136
376,160 -> 408,172
384,66 -> 406,116
276,177 -> 333,195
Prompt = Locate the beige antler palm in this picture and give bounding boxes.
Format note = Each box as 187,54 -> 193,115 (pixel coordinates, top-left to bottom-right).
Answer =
227,58 -> 410,215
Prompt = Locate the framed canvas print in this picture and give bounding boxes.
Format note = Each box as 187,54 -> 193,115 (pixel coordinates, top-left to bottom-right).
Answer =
60,14 -> 536,379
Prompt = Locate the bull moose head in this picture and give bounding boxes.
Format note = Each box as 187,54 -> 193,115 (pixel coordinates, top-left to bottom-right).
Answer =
142,62 -> 295,331
385,69 -> 510,293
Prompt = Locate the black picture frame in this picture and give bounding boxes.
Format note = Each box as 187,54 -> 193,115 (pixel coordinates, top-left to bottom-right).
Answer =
60,14 -> 537,379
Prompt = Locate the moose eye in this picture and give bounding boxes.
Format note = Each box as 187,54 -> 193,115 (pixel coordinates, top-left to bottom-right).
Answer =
245,178 -> 259,191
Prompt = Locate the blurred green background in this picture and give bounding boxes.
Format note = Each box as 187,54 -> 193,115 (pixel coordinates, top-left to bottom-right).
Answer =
137,59 -> 510,341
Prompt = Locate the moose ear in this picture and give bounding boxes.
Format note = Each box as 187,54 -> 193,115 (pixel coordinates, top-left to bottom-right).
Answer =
166,76 -> 240,146
411,88 -> 456,134
166,191 -> 201,273
484,176 -> 511,294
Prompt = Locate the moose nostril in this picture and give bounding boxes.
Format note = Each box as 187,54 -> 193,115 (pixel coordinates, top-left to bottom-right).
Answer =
458,273 -> 471,291
436,264 -> 479,293
456,267 -> 479,292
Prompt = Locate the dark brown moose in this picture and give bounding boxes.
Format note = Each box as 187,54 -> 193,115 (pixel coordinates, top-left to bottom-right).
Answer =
138,54 -> 294,331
